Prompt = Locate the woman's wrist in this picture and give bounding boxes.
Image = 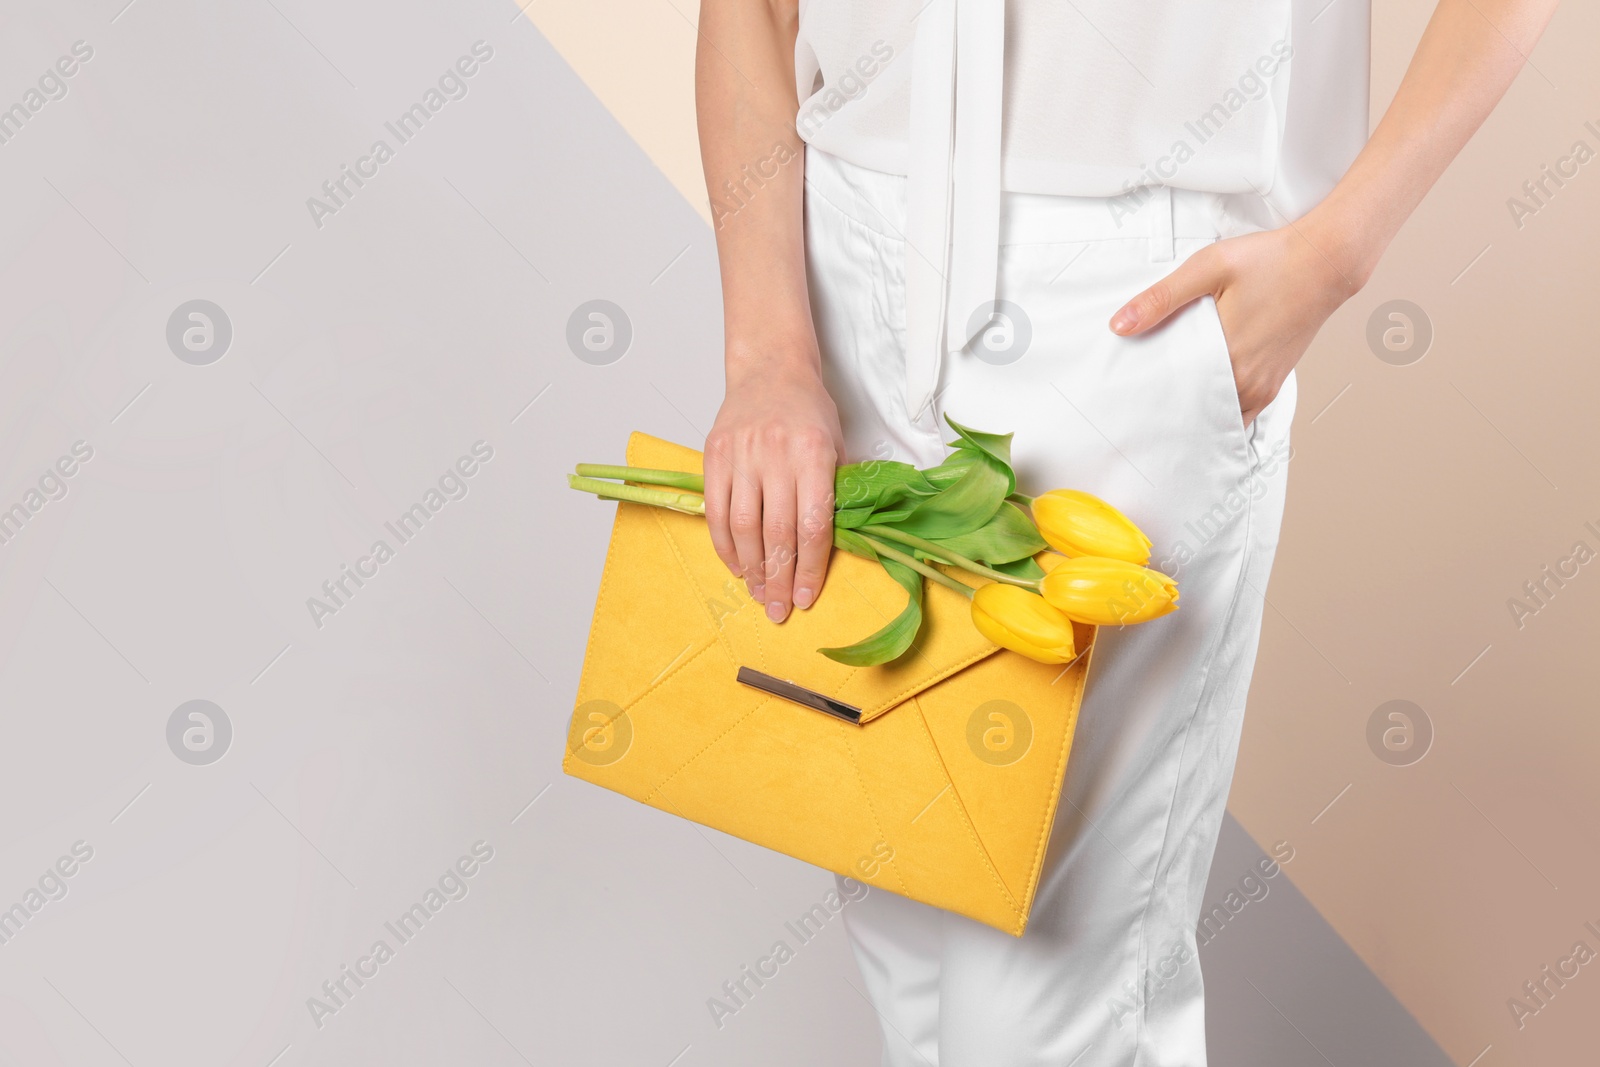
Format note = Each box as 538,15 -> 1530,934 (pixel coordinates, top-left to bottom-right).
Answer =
1296,195 -> 1389,297
724,322 -> 822,387
1286,191 -> 1376,292
1296,141 -> 1431,297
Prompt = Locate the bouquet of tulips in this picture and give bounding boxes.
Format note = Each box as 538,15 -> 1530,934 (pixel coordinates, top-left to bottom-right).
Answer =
568,418 -> 1178,667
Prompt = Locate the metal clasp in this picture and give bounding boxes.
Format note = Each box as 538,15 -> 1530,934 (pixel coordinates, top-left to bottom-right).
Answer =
736,666 -> 863,725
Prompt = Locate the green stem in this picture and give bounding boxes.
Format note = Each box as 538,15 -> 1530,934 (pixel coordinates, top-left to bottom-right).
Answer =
574,464 -> 705,493
1007,492 -> 1035,508
569,473 -> 988,601
568,475 -> 705,515
861,524 -> 1039,590
852,532 -> 976,599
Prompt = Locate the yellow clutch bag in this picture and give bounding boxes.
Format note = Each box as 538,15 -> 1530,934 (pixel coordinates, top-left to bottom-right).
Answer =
564,432 -> 1095,936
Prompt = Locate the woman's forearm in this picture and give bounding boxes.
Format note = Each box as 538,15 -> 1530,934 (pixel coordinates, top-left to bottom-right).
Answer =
695,0 -> 816,379
696,0 -> 845,624
1304,0 -> 1561,288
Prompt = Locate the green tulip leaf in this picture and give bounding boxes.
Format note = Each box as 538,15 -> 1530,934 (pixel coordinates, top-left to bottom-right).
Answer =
853,502 -> 937,527
833,506 -> 876,530
818,556 -> 925,666
943,417 -> 1017,495
927,502 -> 1047,564
923,449 -> 978,490
992,554 -> 1048,581
834,461 -> 935,510
832,528 -> 882,559
892,450 -> 1009,538
818,422 -> 1042,663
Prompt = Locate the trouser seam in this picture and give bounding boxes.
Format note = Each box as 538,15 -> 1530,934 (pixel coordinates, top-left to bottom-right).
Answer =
1131,465 -> 1258,1066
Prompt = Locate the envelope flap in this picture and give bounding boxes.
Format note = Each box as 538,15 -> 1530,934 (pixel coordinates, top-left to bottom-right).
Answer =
625,432 -> 1002,723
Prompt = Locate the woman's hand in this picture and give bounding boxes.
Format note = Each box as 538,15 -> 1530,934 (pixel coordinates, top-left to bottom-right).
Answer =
1106,0 -> 1560,426
703,334 -> 845,624
1109,222 -> 1362,426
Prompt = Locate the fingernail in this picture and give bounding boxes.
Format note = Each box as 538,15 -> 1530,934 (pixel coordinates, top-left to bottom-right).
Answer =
794,586 -> 815,610
1110,308 -> 1138,333
766,601 -> 789,623
750,582 -> 764,601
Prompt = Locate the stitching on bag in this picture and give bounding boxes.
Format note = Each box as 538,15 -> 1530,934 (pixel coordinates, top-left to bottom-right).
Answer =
624,497 -> 845,811
1020,645 -> 1091,931
844,731 -> 910,897
654,496 -> 988,722
652,507 -> 753,668
856,643 -> 997,723
585,481 -> 765,806
639,693 -> 771,805
614,640 -> 720,718
749,577 -> 770,674
802,564 -> 930,715
563,640 -> 724,774
569,479 -> 647,779
908,694 -> 1021,918
567,519 -> 720,766
573,483 -> 633,711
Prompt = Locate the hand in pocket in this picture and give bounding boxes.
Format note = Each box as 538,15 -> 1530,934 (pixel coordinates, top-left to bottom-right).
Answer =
1108,226 -> 1356,426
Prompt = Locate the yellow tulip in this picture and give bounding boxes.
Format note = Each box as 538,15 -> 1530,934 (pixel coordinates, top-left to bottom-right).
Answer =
1039,556 -> 1179,626
1031,489 -> 1153,565
971,583 -> 1077,664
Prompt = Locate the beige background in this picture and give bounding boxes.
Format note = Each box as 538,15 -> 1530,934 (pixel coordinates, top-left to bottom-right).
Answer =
527,1 -> 1600,1063
1241,2 -> 1600,1064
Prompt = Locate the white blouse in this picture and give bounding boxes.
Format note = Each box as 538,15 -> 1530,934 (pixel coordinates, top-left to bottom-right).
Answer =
793,0 -> 1370,420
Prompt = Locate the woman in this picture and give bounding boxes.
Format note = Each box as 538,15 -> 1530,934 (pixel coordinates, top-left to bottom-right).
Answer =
694,1 -> 1558,1063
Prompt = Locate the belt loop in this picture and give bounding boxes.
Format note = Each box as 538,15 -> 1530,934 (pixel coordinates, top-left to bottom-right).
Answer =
1149,185 -> 1173,263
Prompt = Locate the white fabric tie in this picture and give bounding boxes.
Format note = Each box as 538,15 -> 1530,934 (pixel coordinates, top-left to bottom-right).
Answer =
903,0 -> 1005,425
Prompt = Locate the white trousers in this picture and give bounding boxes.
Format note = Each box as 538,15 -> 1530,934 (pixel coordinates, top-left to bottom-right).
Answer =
803,146 -> 1297,1067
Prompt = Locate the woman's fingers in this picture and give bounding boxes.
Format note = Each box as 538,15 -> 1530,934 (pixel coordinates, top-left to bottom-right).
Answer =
702,441 -> 741,577
703,434 -> 831,622
792,449 -> 836,612
703,353 -> 845,624
760,470 -> 799,622
728,465 -> 768,603
1109,246 -> 1225,336
701,437 -> 835,622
